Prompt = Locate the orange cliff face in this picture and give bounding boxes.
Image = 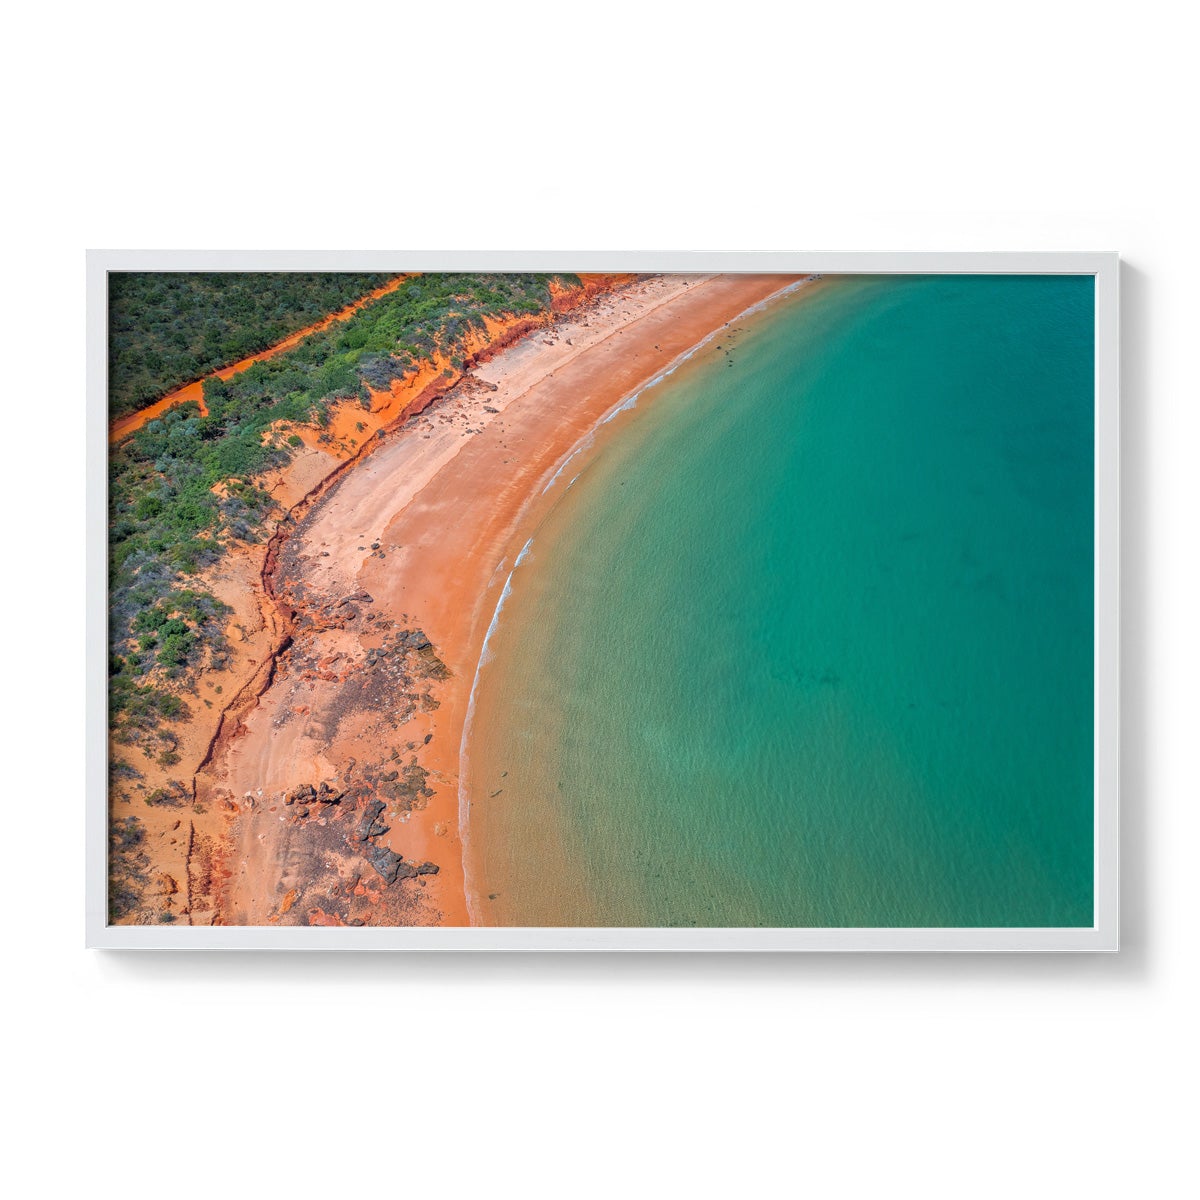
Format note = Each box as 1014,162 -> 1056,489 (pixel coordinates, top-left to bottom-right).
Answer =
310,277 -> 631,462
108,275 -> 411,444
550,272 -> 639,312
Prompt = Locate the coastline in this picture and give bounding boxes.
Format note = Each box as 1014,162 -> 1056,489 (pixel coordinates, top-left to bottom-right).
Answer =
456,275 -> 819,922
199,272 -> 807,925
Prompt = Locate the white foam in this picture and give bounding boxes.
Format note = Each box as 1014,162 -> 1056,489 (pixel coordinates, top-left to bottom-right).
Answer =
598,276 -> 816,425
541,446 -> 587,495
458,536 -> 534,923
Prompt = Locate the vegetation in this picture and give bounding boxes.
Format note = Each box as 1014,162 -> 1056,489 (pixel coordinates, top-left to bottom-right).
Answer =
109,273 -> 581,754
108,815 -> 148,920
199,272 -> 581,409
145,781 -> 189,807
108,272 -> 395,418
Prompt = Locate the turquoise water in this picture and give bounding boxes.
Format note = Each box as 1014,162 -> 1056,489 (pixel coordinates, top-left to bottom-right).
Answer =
468,275 -> 1095,927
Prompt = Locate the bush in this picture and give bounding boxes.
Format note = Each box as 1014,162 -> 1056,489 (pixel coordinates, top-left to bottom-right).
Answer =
111,816 -> 145,852
109,273 -> 395,418
145,781 -> 189,807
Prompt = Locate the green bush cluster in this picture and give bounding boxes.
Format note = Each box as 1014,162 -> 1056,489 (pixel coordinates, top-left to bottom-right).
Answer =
108,272 -> 394,418
109,676 -> 192,748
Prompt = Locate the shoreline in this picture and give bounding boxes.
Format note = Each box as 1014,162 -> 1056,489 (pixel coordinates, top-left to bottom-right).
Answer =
456,275 -> 819,922
201,272 -> 809,925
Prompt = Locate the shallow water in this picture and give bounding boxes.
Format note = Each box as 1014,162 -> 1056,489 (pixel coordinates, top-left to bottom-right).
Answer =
466,275 -> 1095,927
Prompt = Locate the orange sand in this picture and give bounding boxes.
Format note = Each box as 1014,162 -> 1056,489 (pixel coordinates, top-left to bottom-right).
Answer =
202,273 -> 804,925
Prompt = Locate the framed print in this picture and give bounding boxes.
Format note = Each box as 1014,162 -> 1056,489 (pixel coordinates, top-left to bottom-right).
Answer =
86,251 -> 1119,950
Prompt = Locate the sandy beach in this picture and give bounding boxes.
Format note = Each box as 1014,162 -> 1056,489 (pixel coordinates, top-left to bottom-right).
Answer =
183,272 -> 803,925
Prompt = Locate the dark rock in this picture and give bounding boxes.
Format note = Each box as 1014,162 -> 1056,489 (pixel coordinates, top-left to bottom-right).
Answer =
364,843 -> 422,885
356,800 -> 390,841
365,844 -> 405,884
297,806 -> 310,818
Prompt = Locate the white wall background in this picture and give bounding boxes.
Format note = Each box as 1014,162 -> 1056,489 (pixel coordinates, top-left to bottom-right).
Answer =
3,1 -> 1194,1195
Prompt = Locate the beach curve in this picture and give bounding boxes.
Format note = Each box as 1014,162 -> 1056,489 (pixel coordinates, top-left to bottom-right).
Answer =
203,272 -> 808,925
455,275 -> 819,921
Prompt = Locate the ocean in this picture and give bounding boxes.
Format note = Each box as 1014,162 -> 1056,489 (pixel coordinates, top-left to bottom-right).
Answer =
465,274 -> 1095,927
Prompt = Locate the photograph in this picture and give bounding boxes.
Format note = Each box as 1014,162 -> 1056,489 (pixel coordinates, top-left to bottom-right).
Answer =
97,259 -> 1109,942
25,6 -> 1193,1193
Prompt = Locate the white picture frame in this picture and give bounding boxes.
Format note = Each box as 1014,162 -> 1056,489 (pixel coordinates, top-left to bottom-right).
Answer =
86,250 -> 1119,951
